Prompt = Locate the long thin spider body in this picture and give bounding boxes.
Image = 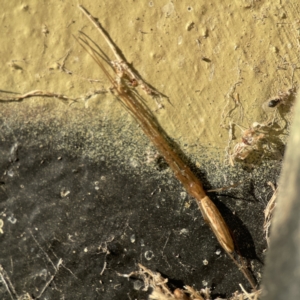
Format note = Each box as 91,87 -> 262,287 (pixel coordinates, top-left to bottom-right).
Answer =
77,33 -> 234,254
77,5 -> 257,289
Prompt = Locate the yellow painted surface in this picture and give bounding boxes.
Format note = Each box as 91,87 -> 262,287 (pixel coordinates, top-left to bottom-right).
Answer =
1,1 -> 299,160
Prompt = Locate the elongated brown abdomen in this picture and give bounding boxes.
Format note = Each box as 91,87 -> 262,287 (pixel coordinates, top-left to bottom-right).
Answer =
197,196 -> 234,253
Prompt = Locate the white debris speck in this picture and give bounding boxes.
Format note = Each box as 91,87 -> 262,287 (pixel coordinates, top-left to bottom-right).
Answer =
0,219 -> 3,234
179,228 -> 189,236
8,215 -> 17,224
129,158 -> 140,168
60,188 -> 70,198
7,169 -> 14,177
144,250 -> 154,261
130,234 -> 136,243
215,249 -> 221,255
180,192 -> 187,200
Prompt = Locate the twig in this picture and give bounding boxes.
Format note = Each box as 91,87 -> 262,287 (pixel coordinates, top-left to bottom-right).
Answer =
30,230 -> 64,298
0,89 -> 107,105
264,183 -> 278,246
100,261 -> 107,276
0,265 -> 19,300
0,90 -> 74,103
35,259 -> 63,299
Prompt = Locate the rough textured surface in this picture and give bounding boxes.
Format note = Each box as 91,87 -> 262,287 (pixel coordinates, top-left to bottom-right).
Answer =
0,1 -> 298,299
0,104 -> 281,299
1,1 -> 298,151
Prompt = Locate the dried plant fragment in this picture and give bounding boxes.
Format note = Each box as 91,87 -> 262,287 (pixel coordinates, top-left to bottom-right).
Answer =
264,182 -> 278,246
228,285 -> 261,300
117,264 -> 211,300
228,124 -> 265,166
118,264 -> 261,300
0,89 -> 107,105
